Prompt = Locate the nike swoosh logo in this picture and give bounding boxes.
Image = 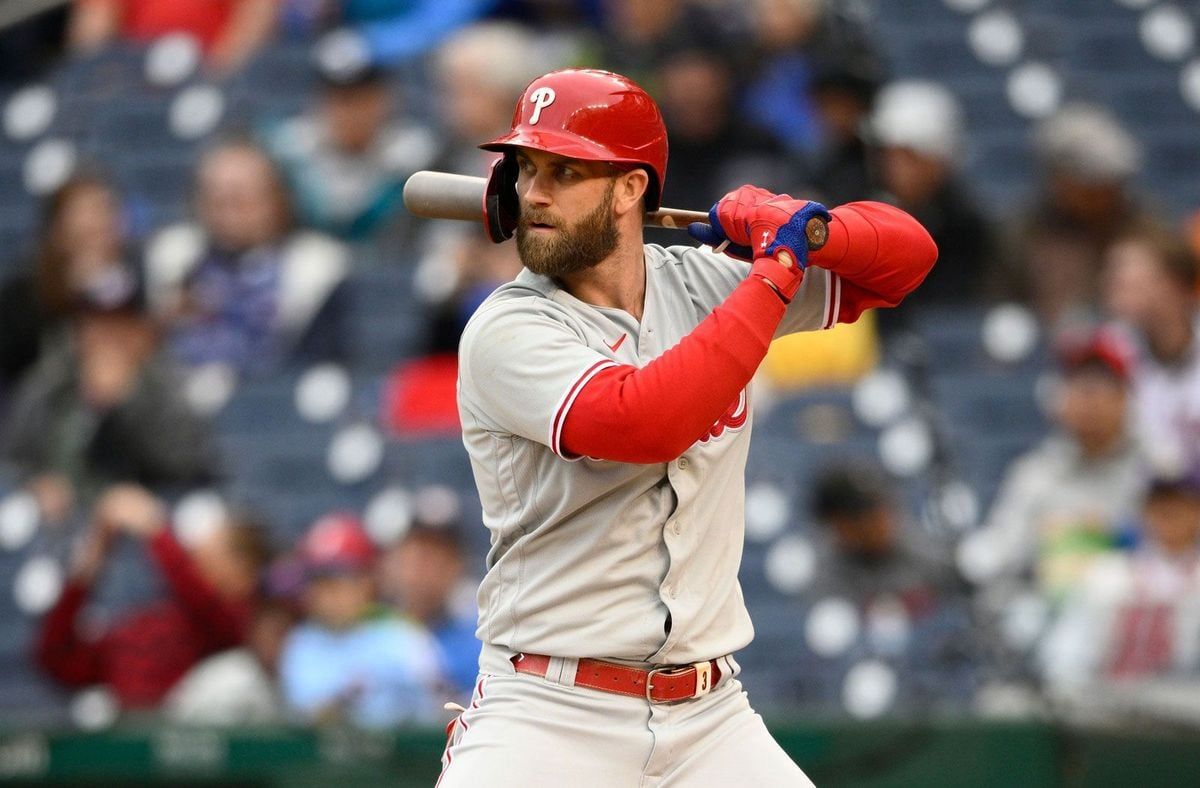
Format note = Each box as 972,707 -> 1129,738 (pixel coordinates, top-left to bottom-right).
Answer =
605,334 -> 627,352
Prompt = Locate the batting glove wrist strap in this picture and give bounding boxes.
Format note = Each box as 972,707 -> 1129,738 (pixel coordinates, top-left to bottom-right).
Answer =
750,255 -> 805,303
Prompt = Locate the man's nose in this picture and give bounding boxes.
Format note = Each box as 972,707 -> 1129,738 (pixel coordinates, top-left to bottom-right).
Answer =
522,173 -> 552,207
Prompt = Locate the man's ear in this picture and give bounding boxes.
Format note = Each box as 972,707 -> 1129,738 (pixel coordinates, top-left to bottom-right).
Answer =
613,168 -> 650,216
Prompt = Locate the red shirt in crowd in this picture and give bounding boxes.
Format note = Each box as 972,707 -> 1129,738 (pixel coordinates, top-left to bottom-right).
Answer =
34,530 -> 251,709
80,0 -> 235,50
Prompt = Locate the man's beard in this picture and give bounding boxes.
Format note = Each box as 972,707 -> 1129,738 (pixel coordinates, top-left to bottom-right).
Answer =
516,182 -> 619,278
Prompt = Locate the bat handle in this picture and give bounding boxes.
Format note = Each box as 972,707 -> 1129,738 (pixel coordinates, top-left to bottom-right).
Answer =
646,207 -> 828,251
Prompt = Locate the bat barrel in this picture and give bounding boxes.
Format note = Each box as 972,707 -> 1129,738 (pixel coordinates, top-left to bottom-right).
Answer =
403,171 -> 487,222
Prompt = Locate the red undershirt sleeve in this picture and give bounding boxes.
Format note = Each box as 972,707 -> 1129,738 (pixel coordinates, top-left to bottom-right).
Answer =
806,201 -> 938,326
562,201 -> 937,463
560,274 -> 787,464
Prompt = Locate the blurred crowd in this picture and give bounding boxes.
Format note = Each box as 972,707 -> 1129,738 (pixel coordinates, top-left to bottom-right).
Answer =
0,0 -> 1197,729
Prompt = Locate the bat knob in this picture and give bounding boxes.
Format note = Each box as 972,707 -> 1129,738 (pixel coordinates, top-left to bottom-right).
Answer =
805,216 -> 828,251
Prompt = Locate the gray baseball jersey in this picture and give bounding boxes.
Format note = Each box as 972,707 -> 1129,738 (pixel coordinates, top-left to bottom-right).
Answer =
458,243 -> 839,672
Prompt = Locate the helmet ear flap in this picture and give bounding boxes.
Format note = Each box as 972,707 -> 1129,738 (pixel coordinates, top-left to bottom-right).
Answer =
484,156 -> 520,243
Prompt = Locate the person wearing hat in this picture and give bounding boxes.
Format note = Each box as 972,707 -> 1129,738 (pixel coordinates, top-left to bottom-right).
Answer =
804,464 -> 973,714
996,103 -> 1160,327
278,513 -> 443,728
2,258 -> 218,525
960,329 -> 1148,598
1041,468 -> 1200,708
868,80 -> 997,327
264,32 -> 439,242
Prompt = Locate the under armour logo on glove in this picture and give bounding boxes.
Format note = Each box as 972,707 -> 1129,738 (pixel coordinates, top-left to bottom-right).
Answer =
748,197 -> 831,271
687,184 -> 778,262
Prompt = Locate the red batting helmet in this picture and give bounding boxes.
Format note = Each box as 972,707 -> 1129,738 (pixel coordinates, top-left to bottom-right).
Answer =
478,68 -> 669,241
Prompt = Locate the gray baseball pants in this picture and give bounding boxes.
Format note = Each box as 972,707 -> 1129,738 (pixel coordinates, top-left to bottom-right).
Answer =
436,660 -> 815,787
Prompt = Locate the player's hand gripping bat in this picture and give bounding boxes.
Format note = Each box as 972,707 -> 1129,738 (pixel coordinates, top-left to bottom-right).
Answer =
402,170 -> 828,252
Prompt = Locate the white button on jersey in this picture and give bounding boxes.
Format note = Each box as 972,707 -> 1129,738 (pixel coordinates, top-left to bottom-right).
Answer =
677,457 -> 690,470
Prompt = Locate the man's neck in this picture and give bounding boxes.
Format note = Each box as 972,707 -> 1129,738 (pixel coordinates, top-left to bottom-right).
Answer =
557,235 -> 647,321
1078,431 -> 1124,461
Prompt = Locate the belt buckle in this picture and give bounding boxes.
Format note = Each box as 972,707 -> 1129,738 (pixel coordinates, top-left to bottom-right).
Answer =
645,666 -> 669,703
644,661 -> 714,703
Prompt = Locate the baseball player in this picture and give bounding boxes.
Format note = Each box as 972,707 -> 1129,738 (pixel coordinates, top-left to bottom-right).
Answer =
439,69 -> 937,787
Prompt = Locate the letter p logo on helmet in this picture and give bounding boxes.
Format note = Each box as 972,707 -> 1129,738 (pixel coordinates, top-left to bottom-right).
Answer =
529,87 -> 556,125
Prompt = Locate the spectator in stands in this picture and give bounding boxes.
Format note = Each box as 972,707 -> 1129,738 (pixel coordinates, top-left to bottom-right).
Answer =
868,80 -> 996,330
430,21 -> 559,179
741,0 -> 880,157
1041,471 -> 1200,704
1,277 -> 218,525
794,463 -> 975,712
807,55 -> 882,206
1103,226 -> 1200,475
279,513 -> 443,727
653,45 -> 796,214
263,34 -> 439,243
959,329 -> 1147,599
996,104 -> 1155,327
808,462 -> 962,606
164,598 -> 296,725
0,174 -> 135,408
68,0 -> 279,77
34,484 -> 271,710
377,524 -> 480,698
143,139 -> 351,376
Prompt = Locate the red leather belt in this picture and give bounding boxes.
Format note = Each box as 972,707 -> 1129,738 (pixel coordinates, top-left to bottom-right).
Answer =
511,653 -> 722,703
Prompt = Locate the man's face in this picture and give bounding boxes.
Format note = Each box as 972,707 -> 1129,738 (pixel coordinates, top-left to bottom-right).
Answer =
196,147 -> 285,252
1104,238 -> 1184,328
303,572 -> 373,631
1144,492 -> 1200,555
880,146 -> 948,207
832,507 -> 896,559
378,535 -> 463,624
513,149 -> 620,278
324,82 -> 389,153
1055,368 -> 1127,447
190,525 -> 258,602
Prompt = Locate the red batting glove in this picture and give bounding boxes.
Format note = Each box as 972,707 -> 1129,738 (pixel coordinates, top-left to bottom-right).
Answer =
747,197 -> 832,302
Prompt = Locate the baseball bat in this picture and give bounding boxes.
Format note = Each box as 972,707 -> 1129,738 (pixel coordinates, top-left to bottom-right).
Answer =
402,170 -> 828,250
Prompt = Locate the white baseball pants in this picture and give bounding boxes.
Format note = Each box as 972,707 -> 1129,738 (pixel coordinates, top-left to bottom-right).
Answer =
436,662 -> 815,787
